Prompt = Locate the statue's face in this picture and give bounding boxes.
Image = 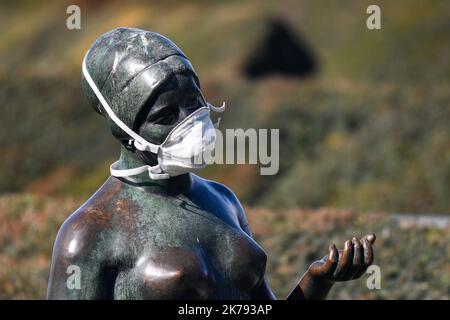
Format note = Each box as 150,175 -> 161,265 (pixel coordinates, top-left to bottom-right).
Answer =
137,73 -> 204,145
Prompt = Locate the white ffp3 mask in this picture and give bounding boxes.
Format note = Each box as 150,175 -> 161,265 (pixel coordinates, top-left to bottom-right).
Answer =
82,55 -> 224,180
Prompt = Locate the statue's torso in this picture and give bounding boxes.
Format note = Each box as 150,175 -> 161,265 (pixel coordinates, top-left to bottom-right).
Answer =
59,176 -> 266,300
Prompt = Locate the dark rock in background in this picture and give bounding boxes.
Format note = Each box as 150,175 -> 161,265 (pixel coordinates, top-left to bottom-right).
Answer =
243,18 -> 317,79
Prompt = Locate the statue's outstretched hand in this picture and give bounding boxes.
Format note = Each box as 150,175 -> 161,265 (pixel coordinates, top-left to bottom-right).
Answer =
308,233 -> 376,282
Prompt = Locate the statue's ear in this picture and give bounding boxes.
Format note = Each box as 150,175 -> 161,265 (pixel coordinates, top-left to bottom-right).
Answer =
121,139 -> 136,151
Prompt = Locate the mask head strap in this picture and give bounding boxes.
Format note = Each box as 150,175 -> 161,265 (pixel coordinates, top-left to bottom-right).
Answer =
110,161 -> 170,180
82,54 -> 160,154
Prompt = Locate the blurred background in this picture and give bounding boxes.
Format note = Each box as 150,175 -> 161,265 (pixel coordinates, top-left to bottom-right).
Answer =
0,0 -> 449,299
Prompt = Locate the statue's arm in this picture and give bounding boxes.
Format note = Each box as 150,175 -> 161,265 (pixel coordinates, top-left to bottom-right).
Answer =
234,197 -> 376,300
245,220 -> 376,300
46,215 -> 108,300
211,181 -> 376,300
286,234 -> 376,300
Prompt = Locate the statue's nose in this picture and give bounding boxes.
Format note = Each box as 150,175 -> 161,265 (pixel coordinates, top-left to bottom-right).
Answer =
179,102 -> 202,119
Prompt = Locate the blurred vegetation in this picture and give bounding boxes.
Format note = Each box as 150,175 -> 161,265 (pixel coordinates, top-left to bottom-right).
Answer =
248,206 -> 450,299
0,194 -> 448,299
0,0 -> 449,213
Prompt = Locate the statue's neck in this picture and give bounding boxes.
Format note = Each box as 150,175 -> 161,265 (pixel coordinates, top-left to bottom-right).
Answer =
114,145 -> 193,193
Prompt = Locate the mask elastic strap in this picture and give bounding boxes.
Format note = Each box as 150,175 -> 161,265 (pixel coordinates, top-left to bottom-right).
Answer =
148,165 -> 170,180
203,97 -> 225,129
199,88 -> 226,113
207,101 -> 226,113
214,117 -> 221,129
82,55 -> 159,154
110,161 -> 170,180
110,160 -> 149,177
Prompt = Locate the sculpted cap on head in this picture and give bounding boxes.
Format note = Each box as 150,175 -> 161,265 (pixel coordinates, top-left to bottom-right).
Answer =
81,27 -> 200,140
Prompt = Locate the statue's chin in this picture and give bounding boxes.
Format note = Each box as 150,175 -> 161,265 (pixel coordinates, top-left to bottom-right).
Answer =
140,150 -> 158,166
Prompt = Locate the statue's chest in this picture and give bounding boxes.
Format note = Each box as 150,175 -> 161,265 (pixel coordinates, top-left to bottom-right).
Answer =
113,201 -> 266,299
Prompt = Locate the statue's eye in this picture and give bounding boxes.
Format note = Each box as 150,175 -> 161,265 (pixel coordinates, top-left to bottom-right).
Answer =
185,104 -> 198,113
147,106 -> 179,125
187,96 -> 198,106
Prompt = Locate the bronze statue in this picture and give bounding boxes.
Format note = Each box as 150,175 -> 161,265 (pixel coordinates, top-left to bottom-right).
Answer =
46,28 -> 376,299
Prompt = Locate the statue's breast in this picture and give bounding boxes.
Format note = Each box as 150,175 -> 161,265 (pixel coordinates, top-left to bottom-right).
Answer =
206,224 -> 267,296
116,247 -> 214,299
113,226 -> 266,299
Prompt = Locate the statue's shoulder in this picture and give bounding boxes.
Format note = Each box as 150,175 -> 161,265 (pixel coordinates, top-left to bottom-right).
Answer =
193,175 -> 241,205
192,175 -> 248,228
52,177 -> 125,260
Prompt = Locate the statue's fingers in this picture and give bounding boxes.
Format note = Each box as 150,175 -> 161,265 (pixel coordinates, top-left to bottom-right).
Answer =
364,239 -> 374,266
350,237 -> 364,279
354,239 -> 374,279
362,233 -> 376,245
334,240 -> 353,280
320,244 -> 339,277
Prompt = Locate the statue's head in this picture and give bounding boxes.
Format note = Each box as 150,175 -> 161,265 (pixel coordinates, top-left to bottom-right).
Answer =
82,27 -> 206,149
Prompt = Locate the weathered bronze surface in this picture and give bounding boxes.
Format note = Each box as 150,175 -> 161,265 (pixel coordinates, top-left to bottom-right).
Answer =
46,28 -> 376,300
